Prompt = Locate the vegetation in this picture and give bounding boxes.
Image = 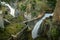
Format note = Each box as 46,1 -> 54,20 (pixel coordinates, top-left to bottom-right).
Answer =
17,0 -> 51,18
37,17 -> 59,40
0,0 -> 60,40
0,23 -> 26,40
47,0 -> 56,10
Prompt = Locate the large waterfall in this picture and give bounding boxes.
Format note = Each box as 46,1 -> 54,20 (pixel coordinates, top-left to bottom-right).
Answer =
32,13 -> 53,39
1,2 -> 15,17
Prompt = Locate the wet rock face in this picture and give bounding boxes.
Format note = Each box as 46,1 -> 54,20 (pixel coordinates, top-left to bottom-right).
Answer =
0,11 -> 4,28
15,9 -> 19,17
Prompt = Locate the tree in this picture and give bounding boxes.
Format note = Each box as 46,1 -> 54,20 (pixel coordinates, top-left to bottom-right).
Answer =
53,0 -> 60,24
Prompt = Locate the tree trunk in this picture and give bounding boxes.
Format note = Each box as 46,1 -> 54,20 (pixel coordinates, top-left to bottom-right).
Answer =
53,0 -> 60,24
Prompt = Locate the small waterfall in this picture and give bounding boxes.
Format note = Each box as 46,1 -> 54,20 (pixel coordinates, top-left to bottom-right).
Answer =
1,2 -> 15,17
32,13 -> 53,39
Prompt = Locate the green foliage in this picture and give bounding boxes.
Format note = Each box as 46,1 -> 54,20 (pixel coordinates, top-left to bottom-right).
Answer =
18,0 -> 53,18
31,0 -> 36,10
50,27 -> 58,37
47,0 -> 56,9
0,30 -> 10,40
20,4 -> 26,12
31,11 -> 37,17
6,23 -> 25,35
1,0 -> 10,3
0,23 -> 25,40
1,0 -> 18,3
0,0 -> 57,40
17,16 -> 24,22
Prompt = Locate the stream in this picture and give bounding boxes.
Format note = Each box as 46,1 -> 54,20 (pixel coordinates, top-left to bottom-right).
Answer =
32,13 -> 53,39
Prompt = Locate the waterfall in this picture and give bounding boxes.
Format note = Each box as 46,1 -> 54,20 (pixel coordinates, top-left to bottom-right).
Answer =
1,2 -> 15,17
32,13 -> 53,39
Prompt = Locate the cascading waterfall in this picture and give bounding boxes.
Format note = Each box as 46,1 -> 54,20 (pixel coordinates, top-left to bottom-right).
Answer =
1,2 -> 15,17
32,13 -> 53,39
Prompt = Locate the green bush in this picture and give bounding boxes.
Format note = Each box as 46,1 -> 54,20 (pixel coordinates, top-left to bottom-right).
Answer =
20,4 -> 26,12
17,16 -> 24,22
6,23 -> 25,35
50,26 -> 58,37
47,0 -> 56,10
0,23 -> 25,40
31,11 -> 37,17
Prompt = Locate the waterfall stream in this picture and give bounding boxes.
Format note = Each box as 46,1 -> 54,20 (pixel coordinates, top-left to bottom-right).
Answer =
32,13 -> 53,39
1,2 -> 15,17
0,1 -> 54,39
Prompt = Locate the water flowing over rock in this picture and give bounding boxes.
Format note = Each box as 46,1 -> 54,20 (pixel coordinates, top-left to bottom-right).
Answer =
32,13 -> 53,39
1,2 -> 15,17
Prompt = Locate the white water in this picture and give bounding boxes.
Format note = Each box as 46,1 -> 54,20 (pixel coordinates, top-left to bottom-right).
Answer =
32,13 -> 53,39
1,2 -> 15,17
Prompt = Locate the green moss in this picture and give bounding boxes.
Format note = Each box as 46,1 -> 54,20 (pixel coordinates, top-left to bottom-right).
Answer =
6,23 -> 25,35
50,27 -> 58,37
20,4 -> 26,11
17,16 -> 24,22
0,22 -> 25,40
31,11 -> 37,17
0,29 -> 10,40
